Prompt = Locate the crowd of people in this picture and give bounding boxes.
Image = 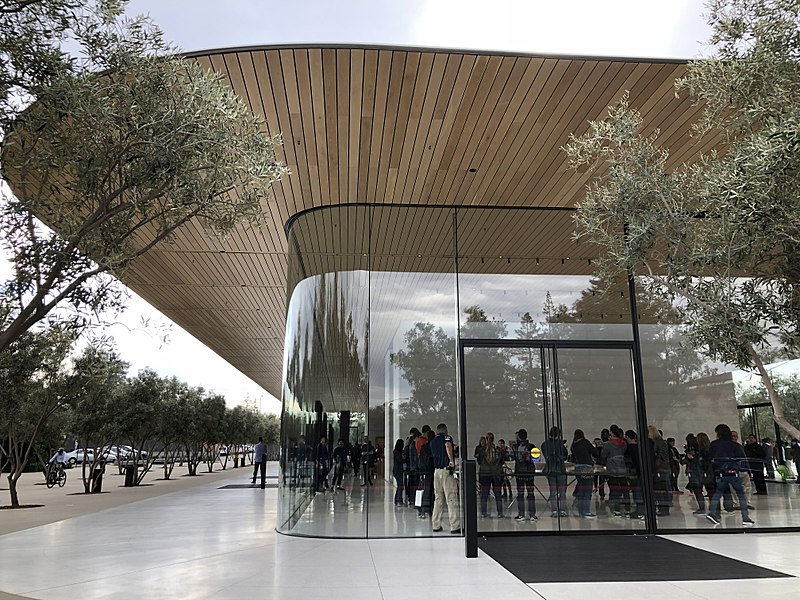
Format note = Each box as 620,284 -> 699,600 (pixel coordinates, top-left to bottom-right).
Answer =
285,421 -> 800,531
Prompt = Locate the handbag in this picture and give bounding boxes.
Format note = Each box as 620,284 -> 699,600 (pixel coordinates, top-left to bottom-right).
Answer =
414,488 -> 424,507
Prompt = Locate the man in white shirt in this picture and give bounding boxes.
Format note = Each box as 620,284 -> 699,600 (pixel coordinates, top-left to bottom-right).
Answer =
252,437 -> 267,488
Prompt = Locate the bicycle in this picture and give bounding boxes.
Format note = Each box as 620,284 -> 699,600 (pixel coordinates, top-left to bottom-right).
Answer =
45,463 -> 67,489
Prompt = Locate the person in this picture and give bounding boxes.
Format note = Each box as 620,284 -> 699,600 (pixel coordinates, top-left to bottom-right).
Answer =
430,423 -> 461,534
477,432 -> 504,518
706,423 -> 754,526
744,434 -> 767,495
648,425 -> 672,516
761,437 -> 775,479
571,429 -> 597,518
49,448 -> 68,473
667,437 -> 682,493
351,441 -> 361,476
359,435 -> 374,486
541,426 -> 568,517
731,431 -> 754,509
792,439 -> 800,483
601,425 -> 628,517
513,428 -> 538,521
417,431 -> 435,518
252,436 -> 267,488
474,436 -> 487,460
392,439 -> 405,506
624,430 -> 645,520
498,439 -> 512,498
331,439 -> 348,490
595,428 -> 610,499
684,433 -> 707,515
405,428 -> 420,505
315,436 -> 330,493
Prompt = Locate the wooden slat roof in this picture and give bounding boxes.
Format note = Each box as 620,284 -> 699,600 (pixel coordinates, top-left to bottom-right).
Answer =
112,45 -> 714,398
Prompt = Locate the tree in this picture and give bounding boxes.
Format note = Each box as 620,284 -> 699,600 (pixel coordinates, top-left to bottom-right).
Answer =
67,344 -> 128,493
0,325 -> 73,507
564,0 -> 800,440
157,377 -> 186,480
112,368 -> 163,484
738,374 -> 800,439
390,322 -> 456,425
0,0 -> 287,354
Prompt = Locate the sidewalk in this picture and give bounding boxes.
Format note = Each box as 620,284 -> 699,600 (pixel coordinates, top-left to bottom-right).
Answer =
0,461 -> 254,536
1,465 -> 797,600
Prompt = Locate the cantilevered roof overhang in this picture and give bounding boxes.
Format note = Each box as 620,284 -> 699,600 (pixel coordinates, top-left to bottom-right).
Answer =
18,45 -> 718,398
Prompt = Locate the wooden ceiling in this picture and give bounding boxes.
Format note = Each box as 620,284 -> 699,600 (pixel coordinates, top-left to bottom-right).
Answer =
115,45 -> 715,399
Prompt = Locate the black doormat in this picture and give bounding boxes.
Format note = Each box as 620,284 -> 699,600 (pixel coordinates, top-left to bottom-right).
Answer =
218,484 -> 278,489
478,535 -> 793,583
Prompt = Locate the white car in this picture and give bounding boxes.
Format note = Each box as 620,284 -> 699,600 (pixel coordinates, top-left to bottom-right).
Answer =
64,449 -> 117,465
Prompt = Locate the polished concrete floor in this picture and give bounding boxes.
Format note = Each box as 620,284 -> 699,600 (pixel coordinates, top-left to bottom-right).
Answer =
1,465 -> 797,599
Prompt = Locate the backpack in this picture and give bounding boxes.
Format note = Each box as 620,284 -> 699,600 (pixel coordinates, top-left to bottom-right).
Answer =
515,441 -> 537,475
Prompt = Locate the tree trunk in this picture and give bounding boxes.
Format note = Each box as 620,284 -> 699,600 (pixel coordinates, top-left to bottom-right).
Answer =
7,473 -> 20,508
748,346 -> 800,440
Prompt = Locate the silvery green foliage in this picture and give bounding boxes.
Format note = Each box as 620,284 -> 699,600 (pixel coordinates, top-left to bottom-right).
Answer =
565,0 -> 800,439
0,0 -> 288,352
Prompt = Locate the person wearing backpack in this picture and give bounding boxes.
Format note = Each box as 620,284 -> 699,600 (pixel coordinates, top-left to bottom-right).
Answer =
601,425 -> 628,517
513,428 -> 539,521
541,426 -> 568,517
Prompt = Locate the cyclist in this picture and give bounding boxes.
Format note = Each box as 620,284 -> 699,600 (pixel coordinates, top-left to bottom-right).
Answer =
49,448 -> 67,473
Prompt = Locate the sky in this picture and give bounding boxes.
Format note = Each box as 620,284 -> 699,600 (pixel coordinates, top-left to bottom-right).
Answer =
3,1 -> 716,415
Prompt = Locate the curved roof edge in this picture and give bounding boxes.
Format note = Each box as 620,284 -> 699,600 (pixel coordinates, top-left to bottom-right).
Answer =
181,42 -> 689,66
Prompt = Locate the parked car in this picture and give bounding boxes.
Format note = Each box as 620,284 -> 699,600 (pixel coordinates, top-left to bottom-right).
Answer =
63,448 -> 117,465
103,445 -> 148,461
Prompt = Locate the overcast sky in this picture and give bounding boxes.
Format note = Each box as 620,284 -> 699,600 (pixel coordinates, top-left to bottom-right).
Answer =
3,1 -> 716,416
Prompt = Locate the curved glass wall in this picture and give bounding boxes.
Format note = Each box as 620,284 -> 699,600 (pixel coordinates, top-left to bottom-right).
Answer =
278,205 -> 799,538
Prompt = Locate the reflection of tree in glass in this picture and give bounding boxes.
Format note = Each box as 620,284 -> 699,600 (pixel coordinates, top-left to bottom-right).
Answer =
284,272 -> 368,419
390,322 -> 455,425
738,377 -> 800,441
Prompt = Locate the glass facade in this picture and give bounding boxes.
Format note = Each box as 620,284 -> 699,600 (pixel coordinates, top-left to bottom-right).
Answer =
278,205 -> 800,538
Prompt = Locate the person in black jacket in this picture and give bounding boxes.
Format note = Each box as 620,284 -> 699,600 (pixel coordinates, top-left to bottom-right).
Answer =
392,439 -> 405,506
744,434 -> 768,495
571,429 -> 598,518
331,439 -> 348,491
706,424 -> 754,526
624,430 -> 645,520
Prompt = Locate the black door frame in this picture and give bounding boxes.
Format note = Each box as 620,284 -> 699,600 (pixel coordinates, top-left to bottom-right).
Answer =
458,337 -> 657,536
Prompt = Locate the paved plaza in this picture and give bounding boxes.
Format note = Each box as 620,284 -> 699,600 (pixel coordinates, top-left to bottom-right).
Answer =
0,465 -> 797,599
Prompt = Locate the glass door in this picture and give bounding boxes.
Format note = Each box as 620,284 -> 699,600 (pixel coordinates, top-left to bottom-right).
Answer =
462,342 -> 646,533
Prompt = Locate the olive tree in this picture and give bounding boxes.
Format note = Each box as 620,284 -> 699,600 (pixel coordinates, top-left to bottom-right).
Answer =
67,344 -> 128,493
565,0 -> 800,440
0,0 -> 287,353
0,325 -> 73,507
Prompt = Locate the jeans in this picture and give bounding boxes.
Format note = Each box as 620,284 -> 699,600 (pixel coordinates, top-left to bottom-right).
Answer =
607,475 -> 627,512
361,462 -> 373,485
516,477 -> 537,518
546,473 -> 567,513
709,473 -> 750,520
628,475 -> 645,517
393,473 -> 404,505
479,474 -> 503,516
252,460 -> 266,487
574,465 -> 593,516
332,463 -> 344,487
